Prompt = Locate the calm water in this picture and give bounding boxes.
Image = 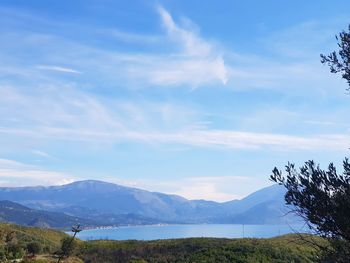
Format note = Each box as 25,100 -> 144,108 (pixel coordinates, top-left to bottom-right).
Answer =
75,224 -> 308,241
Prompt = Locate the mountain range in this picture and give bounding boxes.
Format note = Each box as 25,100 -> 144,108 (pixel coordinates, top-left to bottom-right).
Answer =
0,180 -> 298,228
0,200 -> 95,228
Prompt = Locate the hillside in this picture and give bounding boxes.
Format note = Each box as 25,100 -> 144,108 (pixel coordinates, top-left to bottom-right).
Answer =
0,223 -> 325,263
0,222 -> 67,259
0,180 -> 296,226
0,222 -> 83,262
0,200 -> 97,229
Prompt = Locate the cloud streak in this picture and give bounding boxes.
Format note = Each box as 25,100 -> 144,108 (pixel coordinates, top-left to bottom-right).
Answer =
157,6 -> 227,85
0,82 -> 348,152
0,159 -> 77,186
0,6 -> 227,88
120,6 -> 228,87
36,65 -> 82,74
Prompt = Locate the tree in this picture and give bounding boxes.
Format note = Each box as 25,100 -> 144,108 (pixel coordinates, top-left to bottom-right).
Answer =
271,160 -> 350,240
271,160 -> 350,261
27,242 -> 42,257
321,24 -> 350,89
271,24 -> 350,262
57,224 -> 81,263
58,237 -> 77,259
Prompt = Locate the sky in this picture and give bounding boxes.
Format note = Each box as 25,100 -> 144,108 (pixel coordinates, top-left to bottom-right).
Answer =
0,0 -> 350,201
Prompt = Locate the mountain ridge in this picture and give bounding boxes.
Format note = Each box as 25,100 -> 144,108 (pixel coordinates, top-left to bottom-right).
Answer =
0,200 -> 96,229
0,180 -> 296,226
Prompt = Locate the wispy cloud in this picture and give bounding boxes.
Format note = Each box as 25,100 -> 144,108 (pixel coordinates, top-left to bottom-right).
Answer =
31,149 -> 57,159
0,3 -> 349,192
3,5 -> 346,93
0,6 -> 227,88
36,65 -> 82,74
107,28 -> 161,44
304,120 -> 340,126
157,6 -> 212,57
1,5 -> 348,94
0,159 -> 77,186
0,99 -> 348,152
0,83 -> 348,152
112,5 -> 226,86
156,6 -> 227,85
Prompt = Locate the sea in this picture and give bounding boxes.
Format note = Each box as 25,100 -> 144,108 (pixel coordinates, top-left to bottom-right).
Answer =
74,224 -> 308,241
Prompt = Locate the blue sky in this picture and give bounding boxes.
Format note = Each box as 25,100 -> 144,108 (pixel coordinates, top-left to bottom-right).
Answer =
0,0 -> 350,201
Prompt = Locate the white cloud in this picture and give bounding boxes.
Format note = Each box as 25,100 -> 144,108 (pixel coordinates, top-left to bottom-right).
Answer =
151,6 -> 228,86
304,120 -> 340,126
1,120 -> 349,152
0,7 -> 348,152
1,5 -> 348,93
0,84 -> 348,152
107,28 -> 161,44
141,56 -> 227,86
106,6 -> 228,87
157,6 -> 212,57
31,149 -> 56,159
36,65 -> 82,74
0,159 -> 78,186
160,130 -> 350,151
172,176 -> 269,201
0,6 -> 227,88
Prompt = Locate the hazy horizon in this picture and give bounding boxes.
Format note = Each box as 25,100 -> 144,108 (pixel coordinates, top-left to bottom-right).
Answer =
0,178 -> 282,202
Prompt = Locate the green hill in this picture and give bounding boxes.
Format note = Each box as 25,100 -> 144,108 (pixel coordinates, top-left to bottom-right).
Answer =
0,222 -> 67,247
0,200 -> 96,229
0,222 -> 68,261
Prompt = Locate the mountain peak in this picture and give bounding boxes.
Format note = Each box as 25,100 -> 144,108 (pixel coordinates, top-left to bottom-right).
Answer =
67,180 -> 116,186
64,180 -> 125,192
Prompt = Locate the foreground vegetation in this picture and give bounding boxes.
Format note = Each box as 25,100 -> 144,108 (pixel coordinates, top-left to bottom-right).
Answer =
0,223 -> 65,260
0,223 -> 328,263
78,234 -> 324,263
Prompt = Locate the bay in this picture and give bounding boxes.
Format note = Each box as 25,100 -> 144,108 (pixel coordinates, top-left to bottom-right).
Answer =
75,224 -> 308,241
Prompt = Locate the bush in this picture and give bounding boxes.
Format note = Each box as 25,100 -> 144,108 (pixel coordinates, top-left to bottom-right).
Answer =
59,236 -> 78,258
27,242 -> 42,256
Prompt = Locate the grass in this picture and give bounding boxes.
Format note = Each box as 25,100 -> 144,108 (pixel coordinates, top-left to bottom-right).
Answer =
77,234 -> 325,263
0,223 -> 326,263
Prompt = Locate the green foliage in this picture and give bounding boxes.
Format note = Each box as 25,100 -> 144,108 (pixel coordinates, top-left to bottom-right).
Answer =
271,159 -> 350,241
321,240 -> 350,263
0,222 -> 67,262
59,236 -> 78,259
0,223 -> 329,263
22,259 -> 49,263
271,23 -> 350,263
77,235 -> 322,263
321,24 -> 350,89
271,159 -> 350,262
27,241 -> 42,256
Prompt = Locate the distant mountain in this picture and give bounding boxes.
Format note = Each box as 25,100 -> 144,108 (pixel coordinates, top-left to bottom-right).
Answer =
56,205 -> 162,226
194,184 -> 297,224
0,200 -> 95,229
0,180 -> 297,226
